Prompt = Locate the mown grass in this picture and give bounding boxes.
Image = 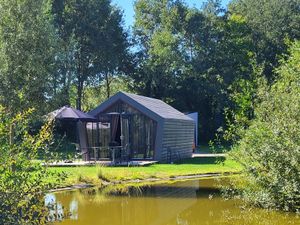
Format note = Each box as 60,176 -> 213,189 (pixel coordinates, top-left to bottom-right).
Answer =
49,157 -> 242,187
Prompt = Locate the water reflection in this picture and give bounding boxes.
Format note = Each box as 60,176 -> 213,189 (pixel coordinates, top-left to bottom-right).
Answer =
45,193 -> 65,222
48,178 -> 299,225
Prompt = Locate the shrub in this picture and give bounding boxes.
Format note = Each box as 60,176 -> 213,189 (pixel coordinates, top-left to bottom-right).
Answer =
0,107 -> 63,224
231,41 -> 300,212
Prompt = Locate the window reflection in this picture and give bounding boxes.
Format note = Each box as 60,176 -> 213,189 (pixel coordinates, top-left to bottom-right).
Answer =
87,101 -> 157,160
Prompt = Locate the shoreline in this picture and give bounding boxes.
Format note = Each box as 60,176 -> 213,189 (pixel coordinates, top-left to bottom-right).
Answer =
49,171 -> 240,193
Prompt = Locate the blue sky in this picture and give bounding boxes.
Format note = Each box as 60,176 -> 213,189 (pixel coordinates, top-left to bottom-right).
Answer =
112,0 -> 231,28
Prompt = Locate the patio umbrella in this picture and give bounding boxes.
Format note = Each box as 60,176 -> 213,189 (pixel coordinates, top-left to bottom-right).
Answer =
48,106 -> 98,122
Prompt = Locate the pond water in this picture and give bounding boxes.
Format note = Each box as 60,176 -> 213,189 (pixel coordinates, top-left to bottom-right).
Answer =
47,178 -> 299,225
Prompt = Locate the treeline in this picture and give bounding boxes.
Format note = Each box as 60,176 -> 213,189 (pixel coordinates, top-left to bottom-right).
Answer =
0,0 -> 299,141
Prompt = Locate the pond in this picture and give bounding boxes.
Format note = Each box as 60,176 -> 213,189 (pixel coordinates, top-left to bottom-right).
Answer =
47,178 -> 299,225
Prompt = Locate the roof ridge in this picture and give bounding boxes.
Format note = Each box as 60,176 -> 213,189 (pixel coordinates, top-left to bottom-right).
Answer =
89,91 -> 193,121
118,92 -> 192,121
119,91 -> 164,102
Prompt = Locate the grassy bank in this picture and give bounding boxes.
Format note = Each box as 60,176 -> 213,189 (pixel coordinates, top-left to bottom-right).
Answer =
49,157 -> 242,187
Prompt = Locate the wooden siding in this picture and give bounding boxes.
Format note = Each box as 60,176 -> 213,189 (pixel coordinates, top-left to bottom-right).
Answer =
160,119 -> 194,162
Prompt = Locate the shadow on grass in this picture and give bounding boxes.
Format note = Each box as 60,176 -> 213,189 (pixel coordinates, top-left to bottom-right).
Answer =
176,157 -> 226,165
195,144 -> 231,154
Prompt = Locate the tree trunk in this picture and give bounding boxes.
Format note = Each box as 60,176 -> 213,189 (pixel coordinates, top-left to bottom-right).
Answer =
105,73 -> 111,99
76,79 -> 83,110
76,49 -> 83,110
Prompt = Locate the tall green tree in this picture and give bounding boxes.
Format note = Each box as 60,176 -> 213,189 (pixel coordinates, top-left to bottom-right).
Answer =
133,0 -> 185,99
230,0 -> 300,78
51,0 -> 130,110
133,0 -> 255,141
0,0 -> 56,114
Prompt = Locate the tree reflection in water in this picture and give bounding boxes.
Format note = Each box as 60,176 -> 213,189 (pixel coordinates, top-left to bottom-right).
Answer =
47,178 -> 299,225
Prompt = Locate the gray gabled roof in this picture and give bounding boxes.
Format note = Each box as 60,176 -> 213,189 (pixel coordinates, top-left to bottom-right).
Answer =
89,91 -> 193,122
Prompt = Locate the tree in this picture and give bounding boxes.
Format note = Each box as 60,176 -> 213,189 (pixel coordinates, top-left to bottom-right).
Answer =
175,6 -> 256,140
133,0 -> 186,99
79,76 -> 132,111
51,0 -> 130,110
230,0 -> 300,78
0,0 -> 56,114
133,0 -> 255,141
231,41 -> 300,212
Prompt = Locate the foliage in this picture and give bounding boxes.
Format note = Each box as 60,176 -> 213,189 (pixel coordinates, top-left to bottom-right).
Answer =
1,0 -> 299,218
74,76 -> 132,111
43,133 -> 78,161
51,0 -> 131,110
0,106 -> 63,224
133,0 -> 184,99
229,0 -> 300,77
0,0 -> 298,142
133,0 -> 255,141
223,61 -> 267,143
230,41 -> 300,212
0,0 -> 56,114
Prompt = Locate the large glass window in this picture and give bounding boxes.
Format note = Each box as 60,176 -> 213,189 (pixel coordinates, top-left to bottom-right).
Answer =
86,122 -> 111,159
97,101 -> 157,159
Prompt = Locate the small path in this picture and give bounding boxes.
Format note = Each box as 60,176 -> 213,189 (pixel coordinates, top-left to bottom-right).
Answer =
192,153 -> 226,157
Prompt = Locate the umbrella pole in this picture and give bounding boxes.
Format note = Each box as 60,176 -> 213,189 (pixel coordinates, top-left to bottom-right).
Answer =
120,114 -> 124,147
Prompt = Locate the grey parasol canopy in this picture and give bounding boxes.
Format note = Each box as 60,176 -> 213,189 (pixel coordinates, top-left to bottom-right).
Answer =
48,106 -> 98,122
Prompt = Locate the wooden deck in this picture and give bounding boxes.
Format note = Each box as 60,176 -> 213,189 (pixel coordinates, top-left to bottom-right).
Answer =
44,160 -> 158,167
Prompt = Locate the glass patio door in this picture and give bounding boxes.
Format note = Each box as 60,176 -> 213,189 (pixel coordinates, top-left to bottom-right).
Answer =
121,116 -> 130,154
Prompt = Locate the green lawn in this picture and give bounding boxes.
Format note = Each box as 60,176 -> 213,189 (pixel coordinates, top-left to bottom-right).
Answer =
50,157 -> 242,187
